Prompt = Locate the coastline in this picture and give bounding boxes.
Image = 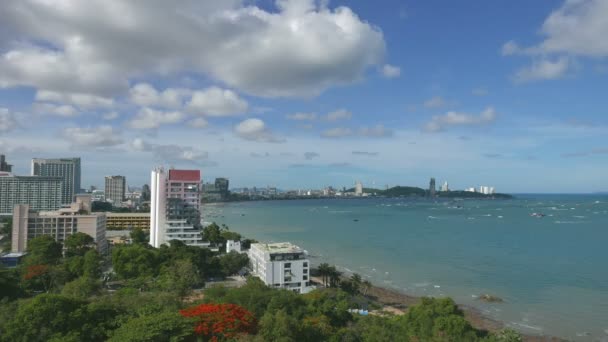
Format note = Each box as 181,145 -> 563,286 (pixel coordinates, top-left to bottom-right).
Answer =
353,279 -> 564,342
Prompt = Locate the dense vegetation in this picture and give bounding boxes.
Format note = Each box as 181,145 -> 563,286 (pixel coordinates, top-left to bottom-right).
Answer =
0,225 -> 522,341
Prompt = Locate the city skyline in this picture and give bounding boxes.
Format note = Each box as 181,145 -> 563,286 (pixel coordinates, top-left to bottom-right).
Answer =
0,1 -> 607,193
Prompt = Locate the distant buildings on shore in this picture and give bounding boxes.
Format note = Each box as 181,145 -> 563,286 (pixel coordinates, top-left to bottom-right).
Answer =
465,186 -> 496,195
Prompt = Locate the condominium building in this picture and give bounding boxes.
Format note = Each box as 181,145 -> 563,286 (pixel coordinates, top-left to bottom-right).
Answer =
0,154 -> 12,172
248,242 -> 312,294
106,212 -> 150,231
32,158 -> 81,205
149,167 -> 208,248
12,195 -> 107,254
0,172 -> 63,215
105,175 -> 126,205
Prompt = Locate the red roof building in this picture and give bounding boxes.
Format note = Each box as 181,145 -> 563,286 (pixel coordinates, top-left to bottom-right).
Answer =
168,169 -> 200,182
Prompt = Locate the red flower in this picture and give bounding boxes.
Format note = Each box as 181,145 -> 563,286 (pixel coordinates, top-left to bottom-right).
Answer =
24,264 -> 49,280
180,303 -> 257,340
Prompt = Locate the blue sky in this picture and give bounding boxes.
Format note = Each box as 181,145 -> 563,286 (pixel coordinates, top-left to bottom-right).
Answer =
0,0 -> 606,193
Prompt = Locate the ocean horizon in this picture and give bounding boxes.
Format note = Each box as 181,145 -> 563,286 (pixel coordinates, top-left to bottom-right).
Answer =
206,194 -> 608,341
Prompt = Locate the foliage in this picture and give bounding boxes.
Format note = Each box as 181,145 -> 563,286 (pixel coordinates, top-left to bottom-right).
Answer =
130,227 -> 148,245
0,265 -> 24,300
64,232 -> 95,257
108,311 -> 194,342
202,223 -> 224,245
24,236 -> 62,266
91,201 -> 113,212
180,303 -> 257,341
61,276 -> 102,299
83,249 -> 102,279
219,251 -> 249,276
158,259 -> 202,298
112,244 -> 158,279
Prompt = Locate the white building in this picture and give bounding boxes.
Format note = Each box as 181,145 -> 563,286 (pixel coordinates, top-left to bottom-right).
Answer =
465,187 -> 476,192
226,240 -> 242,253
149,167 -> 208,248
248,242 -> 312,294
355,181 -> 363,196
441,181 -> 450,192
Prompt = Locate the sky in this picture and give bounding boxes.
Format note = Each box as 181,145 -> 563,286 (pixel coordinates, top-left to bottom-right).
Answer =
0,0 -> 607,193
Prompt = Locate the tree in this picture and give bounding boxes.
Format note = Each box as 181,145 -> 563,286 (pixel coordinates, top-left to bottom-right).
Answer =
361,280 -> 372,296
64,232 -> 95,257
108,311 -> 194,342
219,251 -> 249,277
201,223 -> 224,245
317,263 -> 330,287
24,236 -> 62,266
112,244 -> 158,280
0,265 -> 23,300
130,227 -> 147,245
83,249 -> 102,279
488,328 -> 523,342
258,309 -> 299,342
179,303 -> 257,341
350,273 -> 362,293
61,276 -> 102,299
327,266 -> 342,288
158,259 -> 201,299
92,201 -> 113,212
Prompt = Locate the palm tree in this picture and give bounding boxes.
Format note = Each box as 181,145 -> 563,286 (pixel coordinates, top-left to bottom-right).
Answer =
317,263 -> 330,287
328,266 -> 342,288
350,273 -> 362,293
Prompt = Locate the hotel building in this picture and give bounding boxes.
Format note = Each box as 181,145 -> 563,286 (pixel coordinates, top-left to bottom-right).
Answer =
32,157 -> 81,205
0,172 -> 63,215
149,167 -> 207,248
105,175 -> 126,205
248,242 -> 312,294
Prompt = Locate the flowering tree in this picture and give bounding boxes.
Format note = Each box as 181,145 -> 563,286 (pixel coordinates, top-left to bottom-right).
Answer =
179,303 -> 257,341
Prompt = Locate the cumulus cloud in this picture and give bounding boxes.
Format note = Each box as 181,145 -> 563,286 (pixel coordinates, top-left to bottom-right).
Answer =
424,96 -> 445,108
359,124 -> 392,137
33,103 -> 78,117
130,83 -> 189,109
424,107 -> 497,132
131,138 -> 212,165
35,90 -> 114,109
503,0 -> 608,81
304,152 -> 320,160
513,57 -> 570,83
286,112 -> 317,121
128,107 -> 184,130
325,109 -> 352,121
187,118 -> 209,129
0,108 -> 18,133
187,87 -> 248,116
381,64 -> 401,78
322,125 -> 391,138
321,127 -> 353,138
61,125 -> 123,147
103,111 -> 119,120
352,151 -> 379,156
234,118 -> 284,143
0,0 -> 386,98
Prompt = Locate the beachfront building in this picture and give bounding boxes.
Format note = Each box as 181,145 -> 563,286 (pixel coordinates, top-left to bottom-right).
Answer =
11,194 -> 107,254
31,157 -> 81,205
248,242 -> 312,294
149,167 -> 208,248
0,172 -> 63,216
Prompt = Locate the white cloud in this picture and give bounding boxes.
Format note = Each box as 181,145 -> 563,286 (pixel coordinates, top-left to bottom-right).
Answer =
381,64 -> 401,78
187,87 -> 248,116
424,96 -> 445,108
425,107 -> 497,132
352,151 -> 378,156
128,107 -> 184,130
0,0 -> 385,98
61,125 -> 123,147
35,90 -> 114,109
503,0 -> 608,81
304,152 -> 320,160
33,103 -> 78,117
0,108 -> 18,133
286,112 -> 317,121
359,124 -> 393,137
187,117 -> 209,128
513,57 -> 570,83
103,111 -> 119,120
325,109 -> 352,121
321,127 -> 353,138
130,83 -> 189,109
234,118 -> 284,143
131,138 -> 211,164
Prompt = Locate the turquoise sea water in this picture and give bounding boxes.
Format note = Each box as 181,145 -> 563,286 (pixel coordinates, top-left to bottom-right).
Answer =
206,195 -> 608,341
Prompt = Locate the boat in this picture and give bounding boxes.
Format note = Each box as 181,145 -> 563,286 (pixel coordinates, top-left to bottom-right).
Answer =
530,212 -> 546,217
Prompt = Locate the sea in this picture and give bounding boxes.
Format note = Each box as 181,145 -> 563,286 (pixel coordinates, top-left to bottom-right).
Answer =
204,194 -> 608,341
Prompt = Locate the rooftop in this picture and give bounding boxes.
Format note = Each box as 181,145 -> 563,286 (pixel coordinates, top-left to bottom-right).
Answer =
168,169 -> 200,182
253,242 -> 305,254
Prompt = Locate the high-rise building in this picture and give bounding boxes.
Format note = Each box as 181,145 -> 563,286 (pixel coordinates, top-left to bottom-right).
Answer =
105,175 -> 126,205
0,172 -> 63,215
441,181 -> 450,192
12,195 -> 107,254
355,181 -> 363,196
215,178 -> 229,196
149,167 -> 208,248
429,177 -> 436,197
0,155 -> 12,172
31,158 -> 81,205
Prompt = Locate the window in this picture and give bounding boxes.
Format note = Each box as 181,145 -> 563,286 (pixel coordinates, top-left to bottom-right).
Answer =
284,263 -> 291,268
303,275 -> 308,280
303,268 -> 308,274
303,262 -> 308,267
285,277 -> 292,282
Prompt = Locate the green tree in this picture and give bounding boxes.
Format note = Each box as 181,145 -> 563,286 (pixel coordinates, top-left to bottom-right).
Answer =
158,259 -> 201,299
91,201 -> 113,212
487,328 -> 523,342
61,276 -> 102,299
317,263 -> 331,287
201,223 -> 224,245
108,311 -> 194,342
361,280 -> 372,296
112,244 -> 158,280
24,236 -> 62,266
64,232 -> 95,257
219,251 -> 249,276
258,309 -> 299,342
130,227 -> 147,245
350,273 -> 362,293
0,265 -> 23,300
83,249 -> 102,279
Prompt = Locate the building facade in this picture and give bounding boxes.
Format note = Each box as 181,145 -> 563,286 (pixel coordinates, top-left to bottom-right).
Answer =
106,212 -> 150,230
0,154 -> 12,172
429,177 -> 436,197
105,175 -> 126,205
149,167 -> 207,248
31,158 -> 81,205
12,195 -> 107,254
248,242 -> 312,294
0,172 -> 63,215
